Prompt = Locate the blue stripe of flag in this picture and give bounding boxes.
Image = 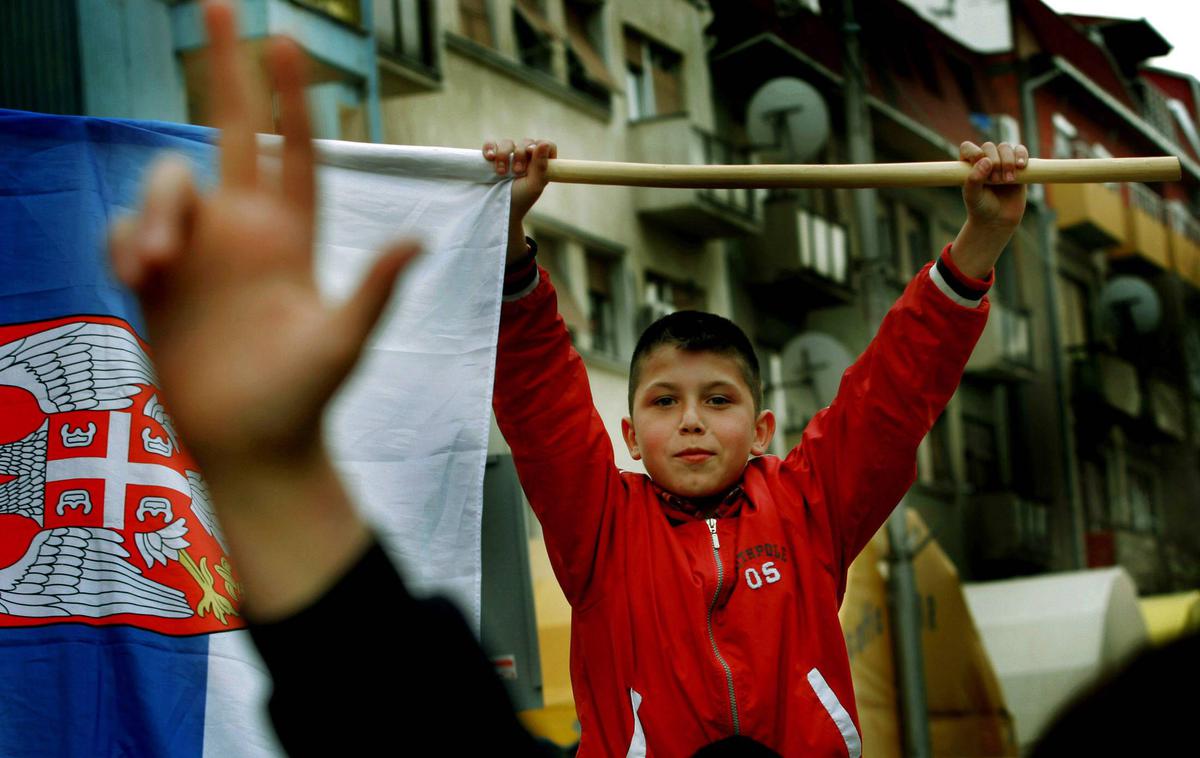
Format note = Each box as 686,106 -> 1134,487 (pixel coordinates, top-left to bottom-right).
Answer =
0,108 -> 216,757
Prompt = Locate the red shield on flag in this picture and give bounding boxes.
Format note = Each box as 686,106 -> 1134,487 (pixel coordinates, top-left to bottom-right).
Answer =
0,316 -> 243,635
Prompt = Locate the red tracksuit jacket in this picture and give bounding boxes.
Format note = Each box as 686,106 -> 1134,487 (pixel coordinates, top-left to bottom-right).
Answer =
494,252 -> 989,757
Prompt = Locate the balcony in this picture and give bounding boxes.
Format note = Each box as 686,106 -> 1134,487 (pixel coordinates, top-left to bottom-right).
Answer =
1167,202 -> 1200,290
1147,378 -> 1187,441
627,115 -> 761,238
1072,351 -> 1141,418
742,197 -> 855,319
968,492 -> 1052,575
1110,183 -> 1170,270
1050,182 -> 1125,248
965,302 -> 1033,380
172,0 -> 374,122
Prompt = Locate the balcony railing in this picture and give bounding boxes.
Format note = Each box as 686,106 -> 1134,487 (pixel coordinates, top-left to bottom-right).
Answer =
969,492 -> 1052,568
1071,351 -> 1141,418
294,0 -> 361,27
627,115 -> 761,237
1167,202 -> 1200,289
1050,181 -> 1125,248
1112,183 -> 1170,269
693,128 -> 758,221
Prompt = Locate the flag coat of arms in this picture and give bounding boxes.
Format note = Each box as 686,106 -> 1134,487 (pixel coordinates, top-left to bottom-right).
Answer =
0,109 -> 509,756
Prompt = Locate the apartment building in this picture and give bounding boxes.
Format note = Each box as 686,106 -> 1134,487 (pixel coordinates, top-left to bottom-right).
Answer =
1006,0 -> 1200,593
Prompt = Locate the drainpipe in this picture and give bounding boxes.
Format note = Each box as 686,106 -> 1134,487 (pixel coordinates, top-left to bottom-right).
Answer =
360,0 -> 384,143
1019,62 -> 1087,569
842,1 -> 931,756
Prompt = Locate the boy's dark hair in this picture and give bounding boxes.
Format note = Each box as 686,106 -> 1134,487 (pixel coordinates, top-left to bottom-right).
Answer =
628,310 -> 763,413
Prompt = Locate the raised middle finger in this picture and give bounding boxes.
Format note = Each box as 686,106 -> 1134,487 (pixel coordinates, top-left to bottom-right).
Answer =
205,0 -> 260,190
268,37 -> 315,229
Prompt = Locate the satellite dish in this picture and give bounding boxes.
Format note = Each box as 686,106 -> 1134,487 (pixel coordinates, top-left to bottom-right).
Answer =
1098,276 -> 1161,338
778,332 -> 855,429
746,77 -> 830,163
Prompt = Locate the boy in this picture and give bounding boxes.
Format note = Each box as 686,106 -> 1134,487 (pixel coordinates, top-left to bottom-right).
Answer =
484,136 -> 1027,756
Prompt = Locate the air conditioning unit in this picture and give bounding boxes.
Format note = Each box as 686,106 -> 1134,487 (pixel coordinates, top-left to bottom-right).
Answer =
637,301 -> 674,332
988,113 -> 1020,146
796,209 -> 849,284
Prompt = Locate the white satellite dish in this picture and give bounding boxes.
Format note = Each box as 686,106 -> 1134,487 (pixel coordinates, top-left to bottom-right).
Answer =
779,332 -> 855,428
1098,276 -> 1161,337
746,77 -> 831,163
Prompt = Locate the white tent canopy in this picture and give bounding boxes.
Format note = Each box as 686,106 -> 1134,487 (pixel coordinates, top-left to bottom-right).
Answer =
963,568 -> 1148,751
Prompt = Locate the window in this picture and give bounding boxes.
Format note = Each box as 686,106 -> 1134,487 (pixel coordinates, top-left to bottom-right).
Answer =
0,0 -> 83,115
513,0 -> 555,74
1082,459 -> 1110,529
1128,467 -> 1159,533
530,234 -> 587,341
644,273 -> 705,312
947,57 -> 982,114
918,413 -> 953,486
904,206 -> 931,277
587,252 -> 617,356
1057,274 -> 1090,352
375,0 -> 438,72
961,382 -> 1002,493
295,0 -> 361,25
910,47 -> 941,95
459,0 -> 493,47
564,1 -> 613,101
624,27 -> 683,119
876,200 -> 900,278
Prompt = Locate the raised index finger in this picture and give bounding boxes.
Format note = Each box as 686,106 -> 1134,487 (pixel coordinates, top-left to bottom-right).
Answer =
205,0 -> 259,189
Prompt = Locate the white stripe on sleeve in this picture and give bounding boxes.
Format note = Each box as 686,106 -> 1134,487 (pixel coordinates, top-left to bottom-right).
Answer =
626,688 -> 647,757
929,263 -> 984,308
807,668 -> 863,758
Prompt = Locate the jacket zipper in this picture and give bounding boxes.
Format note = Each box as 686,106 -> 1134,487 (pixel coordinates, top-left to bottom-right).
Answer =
705,517 -> 740,735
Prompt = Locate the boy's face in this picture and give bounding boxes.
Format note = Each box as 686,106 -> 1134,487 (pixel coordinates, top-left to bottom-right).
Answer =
622,346 -> 774,499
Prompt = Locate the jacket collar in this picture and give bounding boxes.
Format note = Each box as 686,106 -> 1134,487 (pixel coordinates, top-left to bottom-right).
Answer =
650,480 -> 746,524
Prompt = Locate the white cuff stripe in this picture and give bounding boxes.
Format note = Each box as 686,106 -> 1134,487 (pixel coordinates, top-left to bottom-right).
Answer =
502,269 -> 540,302
929,264 -> 983,309
808,668 -> 862,758
626,688 -> 646,758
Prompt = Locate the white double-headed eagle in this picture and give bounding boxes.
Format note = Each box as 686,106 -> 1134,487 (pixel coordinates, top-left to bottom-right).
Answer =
0,321 -> 225,620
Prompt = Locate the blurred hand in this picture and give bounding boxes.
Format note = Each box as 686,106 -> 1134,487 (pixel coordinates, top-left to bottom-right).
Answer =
482,138 -> 557,262
108,0 -> 418,474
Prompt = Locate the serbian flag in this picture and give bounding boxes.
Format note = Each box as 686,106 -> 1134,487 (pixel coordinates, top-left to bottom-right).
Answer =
0,109 -> 509,756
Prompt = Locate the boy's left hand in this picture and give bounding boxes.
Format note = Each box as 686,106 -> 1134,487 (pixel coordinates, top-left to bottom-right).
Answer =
950,140 -> 1029,279
960,140 -> 1029,229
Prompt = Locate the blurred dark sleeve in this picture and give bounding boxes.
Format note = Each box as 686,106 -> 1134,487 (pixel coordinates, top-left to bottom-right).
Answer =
1030,631 -> 1199,757
248,540 -> 553,757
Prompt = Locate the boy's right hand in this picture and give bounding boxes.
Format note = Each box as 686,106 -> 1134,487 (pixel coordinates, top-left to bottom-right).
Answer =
482,138 -> 556,263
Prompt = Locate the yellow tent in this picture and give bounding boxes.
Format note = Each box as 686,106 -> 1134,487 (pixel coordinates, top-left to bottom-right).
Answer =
1139,590 -> 1200,646
840,511 -> 1017,757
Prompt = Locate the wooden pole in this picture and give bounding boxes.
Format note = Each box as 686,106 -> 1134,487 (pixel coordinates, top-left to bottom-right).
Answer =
544,156 -> 1181,188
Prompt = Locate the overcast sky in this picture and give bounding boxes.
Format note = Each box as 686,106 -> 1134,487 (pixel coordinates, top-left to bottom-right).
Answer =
904,0 -> 1200,81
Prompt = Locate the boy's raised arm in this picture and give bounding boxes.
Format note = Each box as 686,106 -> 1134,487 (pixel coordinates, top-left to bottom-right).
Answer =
781,140 -> 1028,577
484,140 -> 626,607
